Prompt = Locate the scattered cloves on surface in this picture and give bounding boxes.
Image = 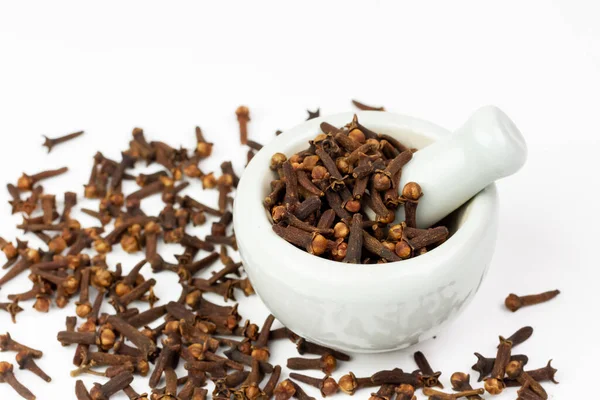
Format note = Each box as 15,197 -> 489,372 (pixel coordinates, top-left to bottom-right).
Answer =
295,338 -> 350,361
16,350 -> 51,382
287,354 -> 337,375
484,336 -> 512,395
450,372 -> 482,400
505,360 -> 548,399
0,300 -> 23,323
75,379 -> 93,400
107,315 -> 158,359
394,384 -> 415,400
90,370 -> 134,400
43,130 -> 84,152
306,108 -> 320,120
414,350 -> 443,388
351,99 -> 385,111
337,371 -> 378,395
505,290 -> 560,312
0,333 -> 43,358
18,167 -> 68,191
370,368 -> 421,387
502,326 -> 533,348
471,352 -> 529,382
0,361 -> 36,400
224,347 -> 274,373
262,364 -> 282,398
516,383 -> 546,400
423,387 -> 485,400
250,314 -> 275,361
290,372 -> 338,397
368,383 -> 395,400
289,379 -> 316,400
236,106 -> 250,145
274,379 -> 296,400
504,360 -> 558,387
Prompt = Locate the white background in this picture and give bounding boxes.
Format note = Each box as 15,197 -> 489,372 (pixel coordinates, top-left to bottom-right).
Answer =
0,1 -> 597,398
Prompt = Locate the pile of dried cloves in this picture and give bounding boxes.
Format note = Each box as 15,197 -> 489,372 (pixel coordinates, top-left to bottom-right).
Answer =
266,116 -> 449,263
0,100 -> 559,400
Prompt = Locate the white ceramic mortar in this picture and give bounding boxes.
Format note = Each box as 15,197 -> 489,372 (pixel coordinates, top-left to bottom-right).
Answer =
234,107 -> 526,352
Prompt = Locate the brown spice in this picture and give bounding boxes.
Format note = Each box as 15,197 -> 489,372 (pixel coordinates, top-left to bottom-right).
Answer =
484,336 -> 512,395
351,99 -> 385,111
236,106 -> 250,145
290,372 -> 338,397
0,361 -> 36,400
505,290 -> 560,312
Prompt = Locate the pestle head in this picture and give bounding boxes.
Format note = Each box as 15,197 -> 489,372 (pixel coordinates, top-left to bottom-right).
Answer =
457,105 -> 527,180
399,105 -> 527,228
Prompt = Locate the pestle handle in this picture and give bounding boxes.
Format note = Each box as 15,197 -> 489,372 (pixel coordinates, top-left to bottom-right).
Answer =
399,105 -> 527,228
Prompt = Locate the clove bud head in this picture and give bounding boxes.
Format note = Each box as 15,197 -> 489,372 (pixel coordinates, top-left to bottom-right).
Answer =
251,347 -> 270,362
402,182 -> 422,201
504,294 -> 523,312
395,240 -> 412,259
0,361 -> 13,377
321,376 -> 339,397
395,384 -> 415,398
76,303 -> 92,318
338,372 -> 358,395
274,379 -> 296,400
450,372 -> 470,389
309,235 -> 329,256
505,360 -> 523,380
484,377 -> 504,395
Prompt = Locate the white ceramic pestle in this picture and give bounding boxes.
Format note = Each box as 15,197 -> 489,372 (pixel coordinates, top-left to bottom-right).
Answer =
398,105 -> 527,228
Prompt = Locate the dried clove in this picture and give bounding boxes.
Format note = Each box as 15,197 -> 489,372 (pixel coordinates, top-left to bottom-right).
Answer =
43,130 -> 84,152
504,360 -> 548,399
289,379 -> 316,400
236,106 -> 250,144
18,167 -> 68,191
504,360 -> 558,386
76,379 -> 93,400
370,368 -> 421,387
289,372 -> 338,397
471,352 -> 528,382
502,326 -> 533,348
367,383 -> 395,400
505,290 -> 560,312
0,300 -> 23,323
90,370 -> 134,400
338,371 -> 378,395
351,99 -> 385,111
274,379 -> 296,400
0,361 -> 36,400
414,350 -> 443,388
423,387 -> 485,400
16,350 -> 51,382
343,213 -> 363,263
484,336 -> 512,395
450,372 -> 482,400
0,333 -> 43,358
395,384 -> 415,400
306,108 -> 320,120
224,347 -> 274,373
107,315 -> 158,359
295,338 -> 350,361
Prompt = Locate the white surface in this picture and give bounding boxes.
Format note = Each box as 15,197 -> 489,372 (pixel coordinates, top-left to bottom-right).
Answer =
0,1 -> 597,398
235,110 -> 500,352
